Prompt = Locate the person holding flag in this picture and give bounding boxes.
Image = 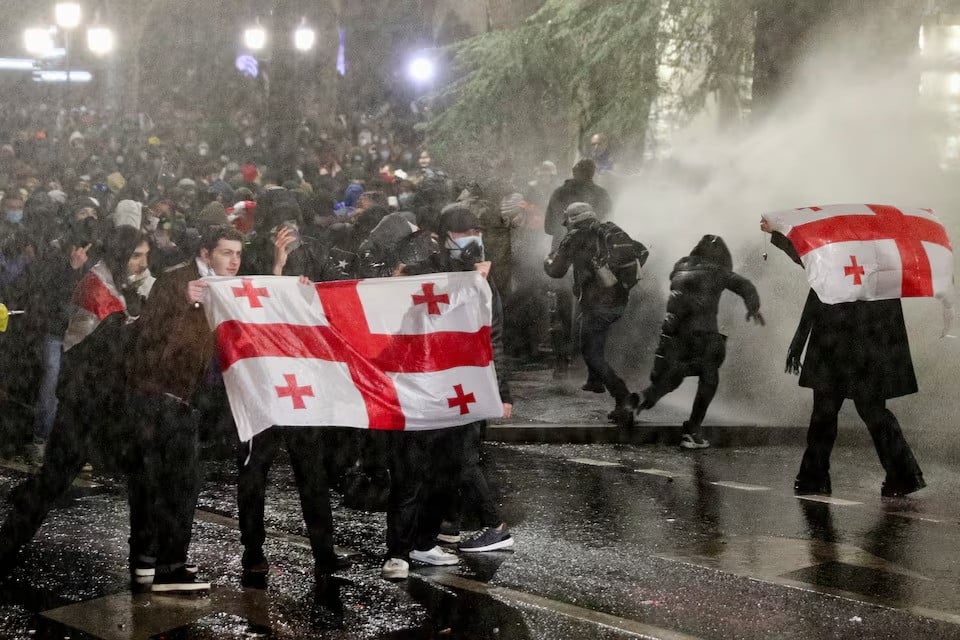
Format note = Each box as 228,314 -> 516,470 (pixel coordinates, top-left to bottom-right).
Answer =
761,205 -> 932,498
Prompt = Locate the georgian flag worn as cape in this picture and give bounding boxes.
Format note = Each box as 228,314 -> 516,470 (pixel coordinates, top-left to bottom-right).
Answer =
762,204 -> 953,304
203,272 -> 504,442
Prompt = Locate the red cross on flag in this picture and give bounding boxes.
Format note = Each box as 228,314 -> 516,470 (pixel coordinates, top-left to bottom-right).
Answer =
762,204 -> 954,304
202,272 -> 504,442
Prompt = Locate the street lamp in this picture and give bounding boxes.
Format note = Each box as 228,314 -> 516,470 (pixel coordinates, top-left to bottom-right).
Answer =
54,2 -> 81,29
24,28 -> 55,57
407,56 -> 436,84
87,26 -> 114,56
55,2 -> 81,94
245,21 -> 267,51
294,20 -> 315,52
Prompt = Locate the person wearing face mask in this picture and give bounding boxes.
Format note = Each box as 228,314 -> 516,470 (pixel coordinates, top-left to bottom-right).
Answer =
431,203 -> 515,557
1,194 -> 24,226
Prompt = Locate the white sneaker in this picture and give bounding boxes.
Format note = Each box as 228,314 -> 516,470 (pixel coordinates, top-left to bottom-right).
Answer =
679,434 -> 710,449
409,546 -> 460,566
381,558 -> 409,580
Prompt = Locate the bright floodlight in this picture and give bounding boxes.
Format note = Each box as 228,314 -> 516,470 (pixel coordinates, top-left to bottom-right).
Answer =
24,28 -> 55,56
294,24 -> 315,51
87,27 -> 114,55
55,2 -> 82,29
408,57 -> 435,83
244,25 -> 266,51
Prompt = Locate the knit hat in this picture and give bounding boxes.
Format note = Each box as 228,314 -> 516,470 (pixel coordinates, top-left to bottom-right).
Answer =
106,171 -> 126,194
178,178 -> 197,190
197,201 -> 228,229
562,202 -> 597,227
112,199 -> 143,229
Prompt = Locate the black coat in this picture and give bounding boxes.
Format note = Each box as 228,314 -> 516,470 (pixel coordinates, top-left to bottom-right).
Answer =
773,233 -> 918,399
791,290 -> 917,400
544,178 -> 612,238
663,257 -> 760,336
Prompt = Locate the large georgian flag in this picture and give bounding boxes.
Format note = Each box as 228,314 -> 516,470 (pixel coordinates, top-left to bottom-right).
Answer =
762,204 -> 954,304
202,272 -> 504,442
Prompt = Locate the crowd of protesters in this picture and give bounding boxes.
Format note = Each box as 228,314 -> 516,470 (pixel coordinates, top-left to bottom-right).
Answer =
0,99 -> 578,591
0,93 -> 932,598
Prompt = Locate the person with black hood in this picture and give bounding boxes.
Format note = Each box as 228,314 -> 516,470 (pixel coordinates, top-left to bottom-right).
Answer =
628,235 -> 764,448
762,223 -> 925,498
544,202 -> 637,426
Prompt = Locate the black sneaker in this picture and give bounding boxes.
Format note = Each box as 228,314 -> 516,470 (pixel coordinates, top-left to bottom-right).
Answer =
459,527 -> 515,553
131,562 -> 198,585
581,381 -> 605,393
609,394 -> 639,427
151,567 -> 211,593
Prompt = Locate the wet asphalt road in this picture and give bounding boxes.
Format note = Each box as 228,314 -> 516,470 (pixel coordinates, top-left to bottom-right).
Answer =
0,440 -> 960,639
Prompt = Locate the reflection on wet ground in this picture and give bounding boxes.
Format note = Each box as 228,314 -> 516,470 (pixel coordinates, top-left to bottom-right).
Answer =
3,442 -> 960,638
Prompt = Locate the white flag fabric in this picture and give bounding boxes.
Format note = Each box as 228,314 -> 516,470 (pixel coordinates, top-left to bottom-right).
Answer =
202,273 -> 504,442
762,204 -> 954,304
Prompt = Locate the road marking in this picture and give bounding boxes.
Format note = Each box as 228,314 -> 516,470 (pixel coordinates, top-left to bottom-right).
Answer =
711,481 -> 770,491
795,495 -> 863,506
567,457 -> 623,467
634,468 -> 681,479
422,572 -> 703,640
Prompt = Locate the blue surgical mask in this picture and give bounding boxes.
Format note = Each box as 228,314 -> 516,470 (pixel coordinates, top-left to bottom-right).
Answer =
447,235 -> 483,260
398,192 -> 413,207
4,210 -> 23,224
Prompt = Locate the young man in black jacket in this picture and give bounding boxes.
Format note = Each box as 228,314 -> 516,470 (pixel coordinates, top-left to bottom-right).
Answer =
545,202 -> 634,425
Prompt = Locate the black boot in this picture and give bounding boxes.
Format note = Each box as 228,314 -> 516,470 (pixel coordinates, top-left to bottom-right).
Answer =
794,474 -> 832,495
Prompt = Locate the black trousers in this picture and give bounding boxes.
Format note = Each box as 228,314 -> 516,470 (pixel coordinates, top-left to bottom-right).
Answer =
578,305 -> 629,403
128,391 -> 200,576
641,332 -> 727,431
236,427 -> 336,571
0,395 -> 150,575
386,427 -> 464,559
798,390 -> 923,484
442,422 -> 501,530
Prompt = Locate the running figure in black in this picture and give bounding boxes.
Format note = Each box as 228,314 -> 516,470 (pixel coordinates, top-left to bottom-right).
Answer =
629,235 -> 764,448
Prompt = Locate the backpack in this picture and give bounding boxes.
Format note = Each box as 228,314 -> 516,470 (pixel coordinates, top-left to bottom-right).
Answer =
594,221 -> 649,289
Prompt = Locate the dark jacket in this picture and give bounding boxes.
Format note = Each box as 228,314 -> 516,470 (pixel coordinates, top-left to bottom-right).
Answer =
662,257 -> 760,336
544,222 -> 629,308
24,250 -> 86,339
127,260 -> 214,402
544,178 -> 612,238
438,252 -> 512,405
772,232 -> 918,399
